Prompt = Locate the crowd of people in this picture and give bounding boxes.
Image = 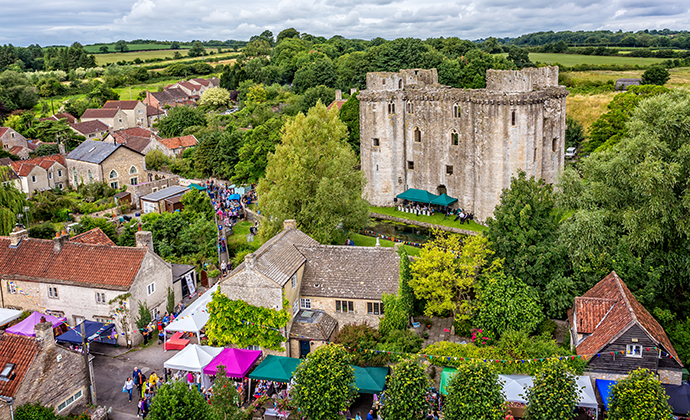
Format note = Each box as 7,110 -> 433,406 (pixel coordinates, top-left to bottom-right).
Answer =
126,367 -> 164,418
140,303 -> 185,346
398,201 -> 475,225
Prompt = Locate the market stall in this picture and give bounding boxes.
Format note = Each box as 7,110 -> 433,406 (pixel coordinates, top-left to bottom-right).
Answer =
352,366 -> 389,394
429,193 -> 458,207
203,348 -> 262,378
164,344 -> 223,389
663,383 -> 690,417
0,308 -> 22,327
164,283 -> 219,347
56,320 -> 117,345
396,189 -> 439,204
248,355 -> 302,383
6,311 -> 66,337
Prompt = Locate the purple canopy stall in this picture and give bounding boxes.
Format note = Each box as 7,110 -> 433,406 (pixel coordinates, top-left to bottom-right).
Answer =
6,311 -> 66,337
203,348 -> 261,378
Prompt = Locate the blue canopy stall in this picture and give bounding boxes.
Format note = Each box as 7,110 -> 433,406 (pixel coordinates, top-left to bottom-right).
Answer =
56,320 -> 117,345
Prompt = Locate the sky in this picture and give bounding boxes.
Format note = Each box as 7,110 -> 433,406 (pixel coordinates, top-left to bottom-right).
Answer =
1,0 -> 689,46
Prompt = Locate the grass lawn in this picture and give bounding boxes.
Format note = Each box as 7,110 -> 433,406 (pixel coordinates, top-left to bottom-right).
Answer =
228,221 -> 263,251
528,53 -> 665,67
350,233 -> 420,256
370,206 -> 488,233
566,92 -> 617,133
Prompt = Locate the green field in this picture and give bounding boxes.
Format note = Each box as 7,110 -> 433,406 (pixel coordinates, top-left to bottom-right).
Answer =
370,206 -> 488,233
94,49 -> 215,65
350,233 -> 420,256
84,43 -> 190,53
528,53 -> 665,67
113,77 -> 197,100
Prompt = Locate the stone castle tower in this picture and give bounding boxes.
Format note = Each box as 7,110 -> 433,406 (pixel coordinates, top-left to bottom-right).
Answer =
358,66 -> 568,221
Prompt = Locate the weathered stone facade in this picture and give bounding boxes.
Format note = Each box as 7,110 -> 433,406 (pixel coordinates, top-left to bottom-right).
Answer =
359,66 -> 568,221
67,144 -> 146,190
303,297 -> 384,328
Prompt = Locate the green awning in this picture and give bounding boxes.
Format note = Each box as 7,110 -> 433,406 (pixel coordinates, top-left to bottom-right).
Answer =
440,367 -> 457,396
430,193 -> 458,207
396,189 -> 439,204
247,355 -> 302,383
189,183 -> 207,191
352,366 -> 389,394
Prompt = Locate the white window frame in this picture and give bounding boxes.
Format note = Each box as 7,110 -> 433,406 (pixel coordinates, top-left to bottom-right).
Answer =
292,300 -> 299,315
48,286 -> 58,299
291,274 -> 297,290
57,389 -> 83,413
147,282 -> 155,296
110,181 -> 118,189
96,292 -> 106,304
626,344 -> 643,358
300,298 -> 311,309
31,175 -> 36,183
130,177 -> 138,186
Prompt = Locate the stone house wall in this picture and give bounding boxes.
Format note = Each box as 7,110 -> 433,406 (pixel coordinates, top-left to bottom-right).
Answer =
129,177 -> 180,207
66,159 -> 103,186
123,102 -> 148,128
102,147 -> 147,190
81,109 -> 128,131
358,66 -> 567,222
1,279 -> 41,310
0,128 -> 29,150
301,296 -> 385,328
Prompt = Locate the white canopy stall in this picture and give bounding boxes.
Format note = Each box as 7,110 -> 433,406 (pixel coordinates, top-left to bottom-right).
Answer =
163,344 -> 222,389
165,284 -> 219,347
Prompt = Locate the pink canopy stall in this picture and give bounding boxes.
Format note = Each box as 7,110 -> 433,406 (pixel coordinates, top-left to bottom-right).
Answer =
203,348 -> 261,378
6,311 -> 66,337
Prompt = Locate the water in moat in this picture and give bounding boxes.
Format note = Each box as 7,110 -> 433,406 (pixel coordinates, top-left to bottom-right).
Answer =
363,218 -> 432,244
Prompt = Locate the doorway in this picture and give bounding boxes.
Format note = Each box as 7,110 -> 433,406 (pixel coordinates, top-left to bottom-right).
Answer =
437,185 -> 447,195
299,340 -> 311,358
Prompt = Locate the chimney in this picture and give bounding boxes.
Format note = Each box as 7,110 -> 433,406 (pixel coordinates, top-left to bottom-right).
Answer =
244,253 -> 256,270
34,321 -> 55,349
283,220 -> 297,230
9,227 -> 28,247
350,88 -> 357,96
58,143 -> 66,155
53,231 -> 68,253
335,89 -> 342,101
135,230 -> 154,253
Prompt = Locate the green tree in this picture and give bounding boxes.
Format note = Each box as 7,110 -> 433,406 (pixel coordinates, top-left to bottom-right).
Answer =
166,287 -> 175,314
29,223 -> 57,239
99,46 -> 109,53
86,80 -> 120,106
205,291 -> 290,350
444,362 -> 505,420
15,401 -> 59,420
564,115 -> 585,150
297,85 -> 335,114
156,106 -> 207,138
187,41 -> 206,58
607,368 -> 673,420
114,40 -> 129,53
0,70 -> 40,111
338,93 -> 360,155
641,65 -> 670,86
73,216 -> 118,241
198,87 -> 230,108
135,301 -> 152,330
378,292 -> 409,337
148,380 -> 212,420
410,232 -> 495,320
180,189 -> 213,218
291,344 -> 357,420
232,116 -> 284,184
277,28 -> 301,44
381,358 -> 429,420
0,168 -> 27,235
475,272 -> 543,339
256,102 -> 369,244
334,323 -> 389,367
145,150 -> 171,171
524,361 -> 580,420
171,41 -> 180,50
507,45 -> 534,68
209,365 -> 241,420
243,39 -> 272,57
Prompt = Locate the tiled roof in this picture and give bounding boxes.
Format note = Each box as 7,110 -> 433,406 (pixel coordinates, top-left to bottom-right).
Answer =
0,236 -> 147,290
39,113 -> 77,124
110,127 -> 159,144
70,228 -> 116,246
572,271 -> 681,363
0,127 -> 8,137
66,140 -> 120,164
147,105 -> 165,117
0,333 -> 40,397
298,245 -> 400,300
158,135 -> 197,150
177,81 -> 199,91
70,120 -> 109,135
327,100 -> 347,111
81,108 -> 121,119
0,158 -> 19,181
191,78 -> 211,87
227,228 -> 319,287
10,155 -> 64,177
103,100 -> 141,110
291,309 -> 338,341
9,146 -> 25,156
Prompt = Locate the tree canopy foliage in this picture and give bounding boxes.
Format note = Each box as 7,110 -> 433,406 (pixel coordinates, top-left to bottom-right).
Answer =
607,368 -> 673,420
524,361 -> 581,420
443,362 -> 505,420
381,358 -> 430,420
148,380 -> 212,420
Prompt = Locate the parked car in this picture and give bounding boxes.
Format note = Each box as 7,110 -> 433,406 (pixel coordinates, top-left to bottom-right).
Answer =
565,147 -> 577,159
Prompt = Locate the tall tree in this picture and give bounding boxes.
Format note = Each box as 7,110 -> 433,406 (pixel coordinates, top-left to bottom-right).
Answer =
641,65 -> 670,86
524,361 -> 580,420
257,102 -> 369,244
339,94 -> 360,155
0,168 -> 27,235
156,106 -> 207,138
443,362 -> 505,420
381,357 -> 429,420
232,116 -> 284,184
607,368 -> 673,420
291,344 -> 356,420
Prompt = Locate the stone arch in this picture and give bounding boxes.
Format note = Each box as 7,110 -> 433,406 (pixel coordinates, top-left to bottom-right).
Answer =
437,185 -> 447,195
109,170 -> 118,179
387,101 -> 395,114
406,101 -> 413,113
453,104 -> 460,118
129,165 -> 138,174
450,130 -> 459,146
414,127 -> 421,143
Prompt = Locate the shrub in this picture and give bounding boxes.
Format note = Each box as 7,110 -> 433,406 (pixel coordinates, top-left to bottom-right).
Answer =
335,323 -> 390,366
524,361 -> 580,420
443,362 -> 505,420
607,368 -> 673,420
29,223 -> 56,239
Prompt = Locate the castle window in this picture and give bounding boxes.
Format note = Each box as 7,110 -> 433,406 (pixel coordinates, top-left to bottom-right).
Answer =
388,102 -> 395,114
414,127 -> 421,143
552,138 -> 558,152
407,161 -> 414,170
512,110 -> 516,126
382,79 -> 386,86
109,170 -> 118,179
406,102 -> 413,113
398,79 -> 403,89
534,148 -> 538,162
376,165 -> 378,171
451,132 -> 459,146
453,105 -> 460,118
129,165 -> 138,174
373,138 -> 379,147
446,165 -> 454,175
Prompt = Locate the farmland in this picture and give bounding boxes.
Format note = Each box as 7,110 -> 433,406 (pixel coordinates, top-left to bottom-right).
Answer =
84,43 -> 189,53
529,53 -> 666,66
94,49 -> 215,65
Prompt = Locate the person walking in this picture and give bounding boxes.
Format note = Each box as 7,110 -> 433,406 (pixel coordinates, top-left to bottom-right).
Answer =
132,367 -> 142,391
139,397 -> 149,418
149,371 -> 159,392
124,377 -> 134,402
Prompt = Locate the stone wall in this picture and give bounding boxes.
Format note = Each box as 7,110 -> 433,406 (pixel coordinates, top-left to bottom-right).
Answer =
102,146 -> 146,191
128,251 -> 174,346
67,159 -> 103,186
130,176 -> 181,207
359,66 -> 567,222
584,369 -> 682,385
370,212 -> 479,236
304,296 -> 384,328
1,279 -> 41,310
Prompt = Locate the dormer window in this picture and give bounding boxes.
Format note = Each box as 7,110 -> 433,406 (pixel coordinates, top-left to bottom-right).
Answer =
0,363 -> 15,381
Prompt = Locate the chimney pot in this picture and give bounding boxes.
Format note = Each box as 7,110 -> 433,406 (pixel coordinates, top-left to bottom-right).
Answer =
283,220 -> 297,230
135,230 -> 154,253
34,321 -> 55,348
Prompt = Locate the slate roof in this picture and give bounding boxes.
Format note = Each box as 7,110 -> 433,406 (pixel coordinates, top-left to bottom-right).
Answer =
227,228 -> 319,287
158,135 -> 197,150
0,127 -> 8,137
147,105 -> 165,117
70,120 -> 109,136
0,332 -> 40,397
150,88 -> 189,104
140,185 -> 189,202
172,263 -> 195,280
0,236 -> 147,290
291,309 -> 338,341
66,140 -> 120,164
297,245 -> 400,300
571,271 -> 681,363
103,100 -> 141,110
81,108 -> 121,119
70,228 -> 116,246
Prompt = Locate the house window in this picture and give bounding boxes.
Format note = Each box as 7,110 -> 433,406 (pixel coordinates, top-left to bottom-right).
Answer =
300,298 -> 311,309
336,300 -> 354,313
94,316 -> 113,324
118,118 -> 123,123
109,170 -> 118,179
293,300 -> 299,315
31,175 -> 36,183
138,109 -> 143,114
48,172 -> 53,180
367,302 -> 384,315
387,102 -> 395,114
130,177 -> 138,186
129,166 -> 137,174
626,344 -> 643,358
110,181 -> 118,189
147,282 -> 156,296
446,165 -> 454,175
453,104 -> 460,118
414,127 -> 421,142
88,170 -> 93,182
406,102 -> 413,113
10,133 -> 14,138
6,282 -> 16,294
73,168 -> 77,182
511,110 -> 516,126
96,292 -> 106,304
552,138 -> 558,152
57,389 -> 83,413
373,138 -> 379,147
48,286 -> 59,299
451,132 -> 459,146
58,183 -> 63,189
58,170 -> 62,177
291,274 -> 297,290
407,161 -> 414,170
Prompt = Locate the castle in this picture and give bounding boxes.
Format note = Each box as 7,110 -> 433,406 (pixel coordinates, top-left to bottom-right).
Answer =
358,66 -> 568,221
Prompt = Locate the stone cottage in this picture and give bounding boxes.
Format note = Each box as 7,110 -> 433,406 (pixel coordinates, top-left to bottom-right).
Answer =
102,100 -> 148,128
8,154 -> 68,196
66,140 -> 146,190
0,127 -> 31,159
80,108 -> 129,131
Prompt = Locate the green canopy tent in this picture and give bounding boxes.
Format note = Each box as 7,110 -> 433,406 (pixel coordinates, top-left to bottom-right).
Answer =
396,189 -> 439,204
430,193 -> 458,207
247,355 -> 302,383
439,367 -> 457,396
352,366 -> 389,394
189,183 -> 207,192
